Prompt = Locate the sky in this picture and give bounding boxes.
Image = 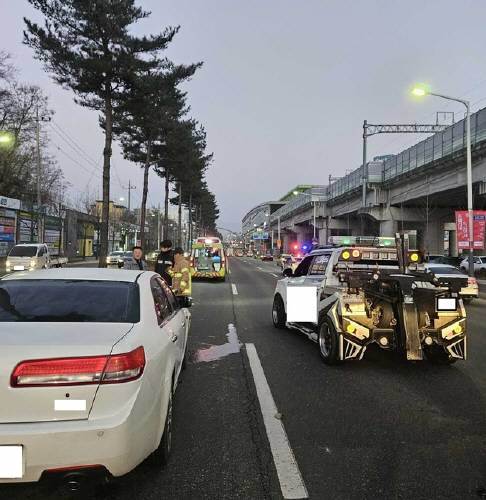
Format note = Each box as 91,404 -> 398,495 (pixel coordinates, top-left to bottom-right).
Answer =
3,0 -> 486,232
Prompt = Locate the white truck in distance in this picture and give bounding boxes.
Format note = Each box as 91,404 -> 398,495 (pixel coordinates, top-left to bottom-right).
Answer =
6,244 -> 68,272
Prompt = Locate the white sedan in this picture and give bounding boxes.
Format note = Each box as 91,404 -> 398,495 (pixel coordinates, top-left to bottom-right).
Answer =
0,268 -> 190,486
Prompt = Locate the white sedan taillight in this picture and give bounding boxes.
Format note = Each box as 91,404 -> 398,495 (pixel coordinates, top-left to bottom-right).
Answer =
468,277 -> 478,288
11,346 -> 145,387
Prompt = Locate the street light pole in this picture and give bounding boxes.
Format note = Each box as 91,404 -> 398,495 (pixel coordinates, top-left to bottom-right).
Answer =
412,86 -> 474,276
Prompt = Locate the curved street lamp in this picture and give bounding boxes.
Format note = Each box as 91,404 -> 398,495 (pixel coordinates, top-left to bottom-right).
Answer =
411,84 -> 473,276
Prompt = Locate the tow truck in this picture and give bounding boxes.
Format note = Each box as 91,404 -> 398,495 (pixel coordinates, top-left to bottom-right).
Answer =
272,234 -> 467,365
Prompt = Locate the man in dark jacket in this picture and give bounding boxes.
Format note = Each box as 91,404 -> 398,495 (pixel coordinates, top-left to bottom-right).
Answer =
155,240 -> 174,285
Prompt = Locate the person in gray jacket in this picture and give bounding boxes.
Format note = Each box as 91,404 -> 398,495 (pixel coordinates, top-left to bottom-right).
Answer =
123,246 -> 148,271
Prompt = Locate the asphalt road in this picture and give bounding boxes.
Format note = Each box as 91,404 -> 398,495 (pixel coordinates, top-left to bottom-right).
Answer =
2,257 -> 486,499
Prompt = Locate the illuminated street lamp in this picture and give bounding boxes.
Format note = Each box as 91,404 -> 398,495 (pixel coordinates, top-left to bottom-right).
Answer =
0,131 -> 14,147
412,84 -> 473,276
293,191 -> 317,240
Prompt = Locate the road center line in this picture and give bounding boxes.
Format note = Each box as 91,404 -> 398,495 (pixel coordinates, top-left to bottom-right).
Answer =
245,343 -> 308,499
231,283 -> 238,295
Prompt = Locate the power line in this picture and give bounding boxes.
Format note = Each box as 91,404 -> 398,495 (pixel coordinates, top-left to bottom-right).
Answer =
49,120 -> 102,170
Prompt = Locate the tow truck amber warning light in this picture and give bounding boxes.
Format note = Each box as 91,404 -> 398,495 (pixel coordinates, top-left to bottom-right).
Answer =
407,251 -> 422,264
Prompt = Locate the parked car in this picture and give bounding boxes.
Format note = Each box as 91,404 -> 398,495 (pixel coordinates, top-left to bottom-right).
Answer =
426,263 -> 478,303
261,253 -> 273,261
0,268 -> 191,486
427,254 -> 462,268
460,255 -> 486,276
6,244 -> 67,273
118,251 -> 134,268
106,250 -> 124,266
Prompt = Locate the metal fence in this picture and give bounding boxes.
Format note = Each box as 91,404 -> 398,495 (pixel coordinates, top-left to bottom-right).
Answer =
327,106 -> 486,202
271,187 -> 327,223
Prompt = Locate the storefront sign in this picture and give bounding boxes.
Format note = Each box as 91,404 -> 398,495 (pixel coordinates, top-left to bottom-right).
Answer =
0,196 -> 20,211
0,207 -> 16,256
455,210 -> 486,250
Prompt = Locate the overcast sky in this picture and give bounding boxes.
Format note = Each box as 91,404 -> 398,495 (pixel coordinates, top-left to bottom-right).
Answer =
3,0 -> 486,231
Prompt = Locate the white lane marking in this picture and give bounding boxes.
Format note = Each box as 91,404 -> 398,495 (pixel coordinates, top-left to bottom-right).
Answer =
272,273 -> 279,278
54,399 -> 86,411
257,266 -> 264,271
245,343 -> 308,499
231,283 -> 238,295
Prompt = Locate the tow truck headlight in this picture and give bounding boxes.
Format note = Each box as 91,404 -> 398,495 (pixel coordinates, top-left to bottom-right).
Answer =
30,259 -> 36,268
342,318 -> 369,340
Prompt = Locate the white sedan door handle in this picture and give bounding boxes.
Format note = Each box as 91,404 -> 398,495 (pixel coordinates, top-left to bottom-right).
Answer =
170,333 -> 178,343
181,321 -> 185,327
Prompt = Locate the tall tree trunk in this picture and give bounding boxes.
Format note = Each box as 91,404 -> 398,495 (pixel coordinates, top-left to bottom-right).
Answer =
178,182 -> 182,247
188,191 -> 192,251
164,168 -> 169,240
99,91 -> 112,268
139,141 -> 151,251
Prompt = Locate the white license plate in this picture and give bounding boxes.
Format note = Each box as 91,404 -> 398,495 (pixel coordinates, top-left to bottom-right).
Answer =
0,446 -> 23,478
13,266 -> 25,271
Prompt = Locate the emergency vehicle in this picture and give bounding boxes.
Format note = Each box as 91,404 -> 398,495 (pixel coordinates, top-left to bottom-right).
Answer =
190,237 -> 227,281
272,234 -> 467,365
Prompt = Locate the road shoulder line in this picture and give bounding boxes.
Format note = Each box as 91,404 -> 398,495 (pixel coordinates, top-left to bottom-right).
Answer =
245,343 -> 308,499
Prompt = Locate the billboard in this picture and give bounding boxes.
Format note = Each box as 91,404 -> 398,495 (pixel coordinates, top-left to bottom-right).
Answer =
252,232 -> 269,240
0,208 -> 16,256
455,210 -> 486,250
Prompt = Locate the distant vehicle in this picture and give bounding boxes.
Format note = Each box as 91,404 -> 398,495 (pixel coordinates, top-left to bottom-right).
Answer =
246,250 -> 254,257
6,244 -> 67,273
276,254 -> 292,269
0,268 -> 190,486
261,253 -> 273,261
426,263 -> 478,303
460,255 -> 486,276
234,248 -> 244,257
427,254 -> 461,268
190,237 -> 226,281
106,250 -> 124,266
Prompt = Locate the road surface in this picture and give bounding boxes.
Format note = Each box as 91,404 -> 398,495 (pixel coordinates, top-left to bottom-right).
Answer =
3,256 -> 486,499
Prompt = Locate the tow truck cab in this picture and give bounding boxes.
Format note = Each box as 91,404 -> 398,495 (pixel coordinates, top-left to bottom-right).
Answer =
272,235 -> 467,365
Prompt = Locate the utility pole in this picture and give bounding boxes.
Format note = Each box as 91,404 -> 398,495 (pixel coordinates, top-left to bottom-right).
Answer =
157,203 -> 161,249
35,105 -> 51,242
35,106 -> 42,213
123,180 -> 136,211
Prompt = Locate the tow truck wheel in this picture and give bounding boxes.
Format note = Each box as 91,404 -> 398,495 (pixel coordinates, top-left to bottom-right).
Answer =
272,295 -> 286,329
318,319 -> 342,365
424,345 -> 457,365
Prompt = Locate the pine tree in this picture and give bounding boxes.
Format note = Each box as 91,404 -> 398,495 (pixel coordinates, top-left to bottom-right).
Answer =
24,0 -> 178,265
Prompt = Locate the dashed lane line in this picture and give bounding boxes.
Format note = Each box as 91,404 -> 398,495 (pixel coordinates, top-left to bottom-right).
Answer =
231,283 -> 238,295
245,343 -> 308,499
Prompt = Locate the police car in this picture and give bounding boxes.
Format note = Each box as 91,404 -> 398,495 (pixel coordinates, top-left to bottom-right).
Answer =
272,235 -> 467,365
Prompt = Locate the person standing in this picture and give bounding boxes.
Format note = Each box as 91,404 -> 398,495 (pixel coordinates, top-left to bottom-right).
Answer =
155,240 -> 175,285
123,246 -> 148,270
169,247 -> 191,296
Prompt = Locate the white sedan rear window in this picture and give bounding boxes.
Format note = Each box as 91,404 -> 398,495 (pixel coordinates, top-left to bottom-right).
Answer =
0,280 -> 140,323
